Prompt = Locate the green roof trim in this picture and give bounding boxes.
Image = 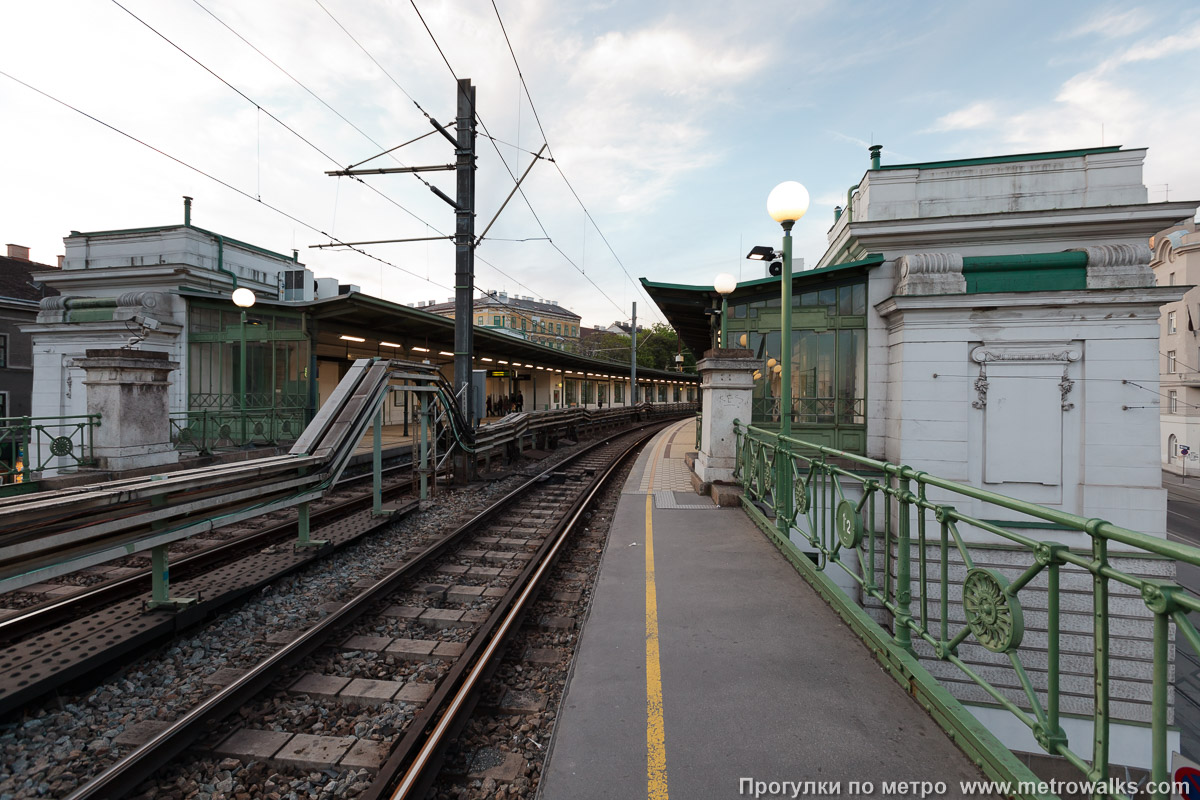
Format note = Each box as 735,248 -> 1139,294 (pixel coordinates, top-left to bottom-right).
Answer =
878,146 -> 1125,172
962,252 -> 1088,294
640,253 -> 885,295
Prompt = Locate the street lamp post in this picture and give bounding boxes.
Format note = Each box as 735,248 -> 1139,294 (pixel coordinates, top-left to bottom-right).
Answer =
761,182 -> 809,544
766,181 -> 810,437
714,272 -> 737,349
232,287 -> 256,444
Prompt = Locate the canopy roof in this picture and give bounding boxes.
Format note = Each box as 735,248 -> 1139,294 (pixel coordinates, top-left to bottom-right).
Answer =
303,291 -> 694,382
641,254 -> 884,357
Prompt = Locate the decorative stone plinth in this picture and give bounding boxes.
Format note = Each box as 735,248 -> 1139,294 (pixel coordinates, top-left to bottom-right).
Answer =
74,349 -> 179,471
695,348 -> 757,484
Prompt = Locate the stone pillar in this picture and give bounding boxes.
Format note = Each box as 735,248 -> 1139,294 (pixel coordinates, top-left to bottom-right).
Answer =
74,349 -> 180,472
695,348 -> 757,483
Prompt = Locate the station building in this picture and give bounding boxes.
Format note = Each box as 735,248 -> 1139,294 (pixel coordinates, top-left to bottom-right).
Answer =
23,199 -> 695,473
647,145 -> 1199,763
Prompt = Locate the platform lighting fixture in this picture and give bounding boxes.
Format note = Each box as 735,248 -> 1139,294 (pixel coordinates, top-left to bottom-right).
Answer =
339,335 -> 366,343
481,357 -> 493,362
498,360 -> 509,365
411,346 -> 430,353
746,245 -> 775,261
380,341 -> 402,348
764,180 -> 809,437
232,288 -> 256,439
713,272 -> 737,348
439,351 -> 454,357
524,364 -> 533,368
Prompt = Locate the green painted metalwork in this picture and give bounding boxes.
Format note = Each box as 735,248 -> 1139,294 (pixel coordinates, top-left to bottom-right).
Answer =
0,414 -> 99,482
695,411 -> 702,451
733,420 -> 1193,799
962,252 -> 1088,294
876,145 -> 1123,172
169,407 -> 305,454
187,300 -> 310,421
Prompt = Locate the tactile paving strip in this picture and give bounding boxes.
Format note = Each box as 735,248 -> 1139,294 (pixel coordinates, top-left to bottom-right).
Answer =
653,491 -> 717,511
627,419 -> 699,494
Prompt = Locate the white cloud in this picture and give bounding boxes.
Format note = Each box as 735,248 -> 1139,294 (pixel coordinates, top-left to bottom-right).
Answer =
927,101 -> 998,132
1093,19 -> 1200,73
1065,8 -> 1154,40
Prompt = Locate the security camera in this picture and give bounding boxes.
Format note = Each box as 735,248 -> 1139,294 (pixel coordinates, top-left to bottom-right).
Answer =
132,313 -> 161,331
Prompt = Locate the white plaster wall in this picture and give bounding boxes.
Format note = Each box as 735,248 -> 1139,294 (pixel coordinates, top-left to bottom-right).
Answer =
863,151 -> 1147,222
879,292 -> 1168,538
61,227 -> 294,297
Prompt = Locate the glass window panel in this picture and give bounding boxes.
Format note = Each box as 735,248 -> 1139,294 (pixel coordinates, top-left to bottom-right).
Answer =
732,304 -> 747,319
190,307 -> 219,333
838,285 -> 853,315
818,288 -> 836,308
766,297 -> 780,308
837,329 -> 866,424
800,291 -> 818,306
851,283 -> 867,315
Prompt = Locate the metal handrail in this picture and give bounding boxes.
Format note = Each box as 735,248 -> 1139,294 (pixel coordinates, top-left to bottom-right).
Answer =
734,420 -> 1188,799
169,407 -> 307,455
0,414 -> 100,482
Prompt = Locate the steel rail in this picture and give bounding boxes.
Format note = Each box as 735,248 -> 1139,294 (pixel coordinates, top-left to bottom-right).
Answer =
369,416 -> 654,800
62,418 -> 674,800
0,456 -> 427,646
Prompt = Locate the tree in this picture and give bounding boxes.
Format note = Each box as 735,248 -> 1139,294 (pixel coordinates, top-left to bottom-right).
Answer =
577,323 -> 696,373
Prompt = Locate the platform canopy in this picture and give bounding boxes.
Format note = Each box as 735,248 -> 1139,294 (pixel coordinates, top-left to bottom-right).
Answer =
304,291 -> 694,382
640,254 -> 885,357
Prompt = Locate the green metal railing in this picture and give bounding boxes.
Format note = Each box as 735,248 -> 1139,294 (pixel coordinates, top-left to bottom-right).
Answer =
0,414 -> 99,482
734,420 -> 1190,800
170,408 -> 306,455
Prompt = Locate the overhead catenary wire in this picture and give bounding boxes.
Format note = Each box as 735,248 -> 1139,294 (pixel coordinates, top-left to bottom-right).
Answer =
318,0 -> 628,320
0,68 -> 449,291
298,0 -> 552,305
489,0 -> 666,326
127,0 -> 549,308
404,0 -> 658,326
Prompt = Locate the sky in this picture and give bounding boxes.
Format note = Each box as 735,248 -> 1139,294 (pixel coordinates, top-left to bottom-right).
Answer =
2,0 -> 1199,330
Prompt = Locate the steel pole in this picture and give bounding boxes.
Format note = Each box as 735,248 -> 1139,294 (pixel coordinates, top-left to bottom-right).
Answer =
631,302 -> 638,404
780,223 -> 793,437
240,310 -> 247,444
453,78 -> 476,484
720,294 -> 728,349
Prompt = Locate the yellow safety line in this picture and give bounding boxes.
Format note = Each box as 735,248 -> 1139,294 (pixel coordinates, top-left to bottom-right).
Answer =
644,424 -> 674,800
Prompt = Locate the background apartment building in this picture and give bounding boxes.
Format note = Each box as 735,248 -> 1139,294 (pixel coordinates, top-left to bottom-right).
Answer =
1152,220 -> 1200,471
423,291 -> 581,350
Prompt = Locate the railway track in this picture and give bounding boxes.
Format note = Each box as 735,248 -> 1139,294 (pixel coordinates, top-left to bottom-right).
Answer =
48,418 -> 664,800
0,454 -> 428,646
0,454 -> 442,721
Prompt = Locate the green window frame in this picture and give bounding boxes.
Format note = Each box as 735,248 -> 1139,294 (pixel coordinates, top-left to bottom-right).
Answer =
726,277 -> 868,452
186,301 -> 311,422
